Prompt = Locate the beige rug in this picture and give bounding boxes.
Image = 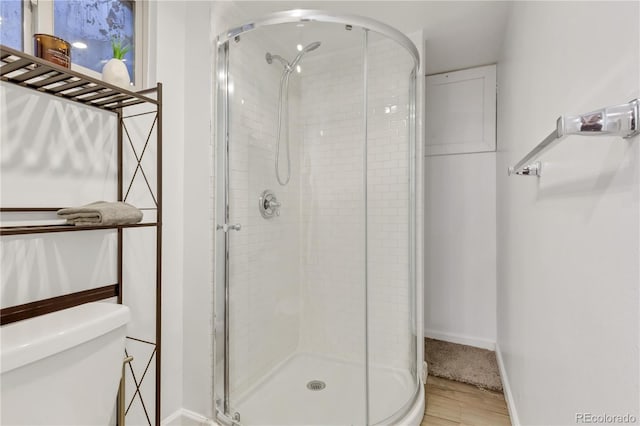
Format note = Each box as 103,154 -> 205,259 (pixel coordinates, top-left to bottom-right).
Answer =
424,338 -> 503,392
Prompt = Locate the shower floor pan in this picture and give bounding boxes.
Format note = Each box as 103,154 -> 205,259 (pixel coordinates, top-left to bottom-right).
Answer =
233,352 -> 418,425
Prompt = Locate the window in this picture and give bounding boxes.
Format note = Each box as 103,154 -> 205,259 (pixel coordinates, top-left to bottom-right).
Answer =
54,0 -> 136,84
0,1 -> 23,51
9,0 -> 145,89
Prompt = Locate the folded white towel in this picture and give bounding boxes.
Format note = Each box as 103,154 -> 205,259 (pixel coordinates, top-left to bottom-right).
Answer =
57,201 -> 143,226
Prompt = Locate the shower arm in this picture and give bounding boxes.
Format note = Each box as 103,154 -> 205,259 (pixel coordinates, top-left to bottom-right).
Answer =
269,54 -> 291,71
508,99 -> 639,177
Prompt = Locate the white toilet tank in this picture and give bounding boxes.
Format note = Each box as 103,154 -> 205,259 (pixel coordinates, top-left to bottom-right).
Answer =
1,302 -> 130,425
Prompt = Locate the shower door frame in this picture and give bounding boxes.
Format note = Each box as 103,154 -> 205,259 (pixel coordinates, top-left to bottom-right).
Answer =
214,10 -> 421,426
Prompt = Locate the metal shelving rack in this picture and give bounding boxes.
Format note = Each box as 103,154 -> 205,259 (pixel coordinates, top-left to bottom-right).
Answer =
0,45 -> 162,426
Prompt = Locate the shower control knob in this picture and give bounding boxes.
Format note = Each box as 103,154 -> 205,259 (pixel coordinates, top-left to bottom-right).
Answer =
259,190 -> 281,219
267,199 -> 281,209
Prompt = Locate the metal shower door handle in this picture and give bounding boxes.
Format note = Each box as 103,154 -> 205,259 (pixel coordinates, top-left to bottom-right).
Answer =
217,223 -> 242,232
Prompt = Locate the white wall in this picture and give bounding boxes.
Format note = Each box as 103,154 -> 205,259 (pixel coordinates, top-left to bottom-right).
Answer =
0,85 -> 119,309
424,152 -> 496,349
423,65 -> 498,349
149,0 -> 186,420
496,2 -> 640,425
182,1 -> 215,420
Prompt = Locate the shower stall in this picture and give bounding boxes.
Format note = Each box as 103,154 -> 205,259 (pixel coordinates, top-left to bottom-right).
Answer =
214,10 -> 423,425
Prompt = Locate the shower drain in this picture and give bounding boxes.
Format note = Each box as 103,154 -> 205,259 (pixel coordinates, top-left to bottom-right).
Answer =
306,380 -> 326,391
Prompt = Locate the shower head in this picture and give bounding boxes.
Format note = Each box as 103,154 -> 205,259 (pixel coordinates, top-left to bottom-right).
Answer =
290,41 -> 321,70
266,42 -> 322,73
265,52 -> 290,69
301,41 -> 321,53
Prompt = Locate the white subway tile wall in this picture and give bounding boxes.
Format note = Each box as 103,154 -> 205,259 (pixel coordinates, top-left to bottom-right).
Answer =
298,36 -> 414,370
297,42 -> 367,364
227,32 -> 302,399
366,35 -> 414,373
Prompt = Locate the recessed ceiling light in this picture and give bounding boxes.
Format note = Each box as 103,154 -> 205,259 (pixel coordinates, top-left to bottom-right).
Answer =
296,44 -> 303,51
71,41 -> 87,49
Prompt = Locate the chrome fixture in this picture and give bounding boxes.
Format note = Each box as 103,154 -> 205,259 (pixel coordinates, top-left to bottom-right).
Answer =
265,41 -> 321,74
509,99 -> 639,177
511,161 -> 542,177
258,190 -> 281,219
217,223 -> 242,232
265,42 -> 321,186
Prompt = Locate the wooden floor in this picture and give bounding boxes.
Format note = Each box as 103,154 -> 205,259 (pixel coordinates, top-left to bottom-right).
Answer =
421,375 -> 511,426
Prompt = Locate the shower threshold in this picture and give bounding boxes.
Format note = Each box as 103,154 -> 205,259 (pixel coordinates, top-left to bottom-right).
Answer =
232,352 -> 415,425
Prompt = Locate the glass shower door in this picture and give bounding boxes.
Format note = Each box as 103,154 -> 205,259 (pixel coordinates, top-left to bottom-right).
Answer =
217,21 -> 369,425
223,28 -> 306,423
365,31 -> 419,424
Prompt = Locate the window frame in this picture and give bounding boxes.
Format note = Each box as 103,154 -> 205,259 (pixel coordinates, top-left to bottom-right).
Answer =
22,0 -> 147,90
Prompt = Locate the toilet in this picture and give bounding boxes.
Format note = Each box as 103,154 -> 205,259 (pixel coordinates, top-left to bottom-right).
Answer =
0,302 -> 130,425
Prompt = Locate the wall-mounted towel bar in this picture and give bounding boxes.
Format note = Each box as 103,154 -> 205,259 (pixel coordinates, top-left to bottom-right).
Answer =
508,99 -> 639,177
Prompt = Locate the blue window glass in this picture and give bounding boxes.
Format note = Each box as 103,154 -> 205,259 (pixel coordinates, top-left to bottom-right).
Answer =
0,1 -> 23,51
54,0 -> 135,84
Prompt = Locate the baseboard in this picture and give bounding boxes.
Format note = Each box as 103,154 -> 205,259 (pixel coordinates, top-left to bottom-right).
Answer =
161,409 -> 217,426
424,329 -> 496,350
495,343 -> 520,426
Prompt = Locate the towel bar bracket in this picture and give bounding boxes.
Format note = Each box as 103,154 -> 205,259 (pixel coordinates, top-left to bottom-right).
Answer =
508,161 -> 541,177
